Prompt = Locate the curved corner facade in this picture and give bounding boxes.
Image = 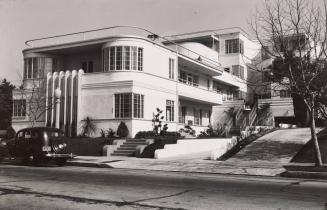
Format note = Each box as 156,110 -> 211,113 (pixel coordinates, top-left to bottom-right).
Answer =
13,35 -> 226,137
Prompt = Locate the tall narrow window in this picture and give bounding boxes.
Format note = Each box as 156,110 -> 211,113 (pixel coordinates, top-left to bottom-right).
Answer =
194,108 -> 200,125
179,106 -> 186,123
124,46 -> 130,70
27,59 -> 32,78
232,65 -> 240,77
166,100 -> 174,121
114,93 -> 132,118
23,59 -> 27,79
169,58 -> 175,79
178,70 -> 187,83
88,61 -> 93,73
133,94 -> 144,118
109,47 -> 115,70
214,40 -> 220,53
239,39 -> 244,54
32,58 -> 38,78
131,47 -> 137,70
138,48 -> 143,71
12,100 -> 26,117
103,48 -> 109,71
52,58 -> 58,73
239,65 -> 244,79
193,75 -> 199,87
116,46 -> 122,70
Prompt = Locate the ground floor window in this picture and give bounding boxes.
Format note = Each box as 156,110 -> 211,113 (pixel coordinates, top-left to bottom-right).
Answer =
280,90 -> 291,98
114,93 -> 144,118
166,100 -> 174,121
133,94 -> 144,118
13,99 -> 26,117
179,106 -> 186,123
194,108 -> 202,126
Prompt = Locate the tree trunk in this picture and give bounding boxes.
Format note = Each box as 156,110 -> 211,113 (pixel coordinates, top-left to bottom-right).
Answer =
309,98 -> 323,166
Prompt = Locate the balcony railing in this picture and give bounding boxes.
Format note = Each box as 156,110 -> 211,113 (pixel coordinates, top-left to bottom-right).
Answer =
178,78 -> 199,88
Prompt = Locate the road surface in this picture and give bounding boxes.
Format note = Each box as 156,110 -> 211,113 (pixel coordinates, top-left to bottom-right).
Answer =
0,164 -> 327,210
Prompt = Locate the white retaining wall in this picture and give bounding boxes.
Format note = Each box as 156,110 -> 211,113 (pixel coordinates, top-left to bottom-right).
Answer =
154,138 -> 237,160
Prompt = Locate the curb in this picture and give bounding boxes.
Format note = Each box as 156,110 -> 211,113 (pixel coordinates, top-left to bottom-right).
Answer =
281,171 -> 327,180
67,161 -> 112,168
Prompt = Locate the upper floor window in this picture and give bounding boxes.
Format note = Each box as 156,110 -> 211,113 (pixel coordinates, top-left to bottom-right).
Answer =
232,65 -> 245,79
169,58 -> 175,79
114,93 -> 144,119
178,70 -> 199,87
214,40 -> 220,53
280,90 -> 291,98
225,39 -> 244,54
262,70 -> 271,82
13,99 -> 26,117
103,46 -> 143,71
24,57 -> 46,79
166,100 -> 174,121
275,34 -> 307,52
82,61 -> 93,73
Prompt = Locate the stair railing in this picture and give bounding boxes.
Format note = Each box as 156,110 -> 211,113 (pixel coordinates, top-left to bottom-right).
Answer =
248,104 -> 258,126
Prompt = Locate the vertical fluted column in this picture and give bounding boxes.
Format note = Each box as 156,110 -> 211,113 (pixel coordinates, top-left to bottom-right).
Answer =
63,71 -> 71,135
45,72 -> 52,127
70,70 -> 77,136
51,72 -> 58,127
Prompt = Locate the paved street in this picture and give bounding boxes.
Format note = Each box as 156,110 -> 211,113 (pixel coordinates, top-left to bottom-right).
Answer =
0,164 -> 327,210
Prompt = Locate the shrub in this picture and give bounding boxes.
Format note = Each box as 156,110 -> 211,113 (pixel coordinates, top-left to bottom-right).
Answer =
80,117 -> 97,137
100,129 -> 106,138
179,125 -> 196,137
117,121 -> 129,138
135,131 -> 155,139
152,108 -> 168,136
135,131 -> 181,139
107,128 -> 115,138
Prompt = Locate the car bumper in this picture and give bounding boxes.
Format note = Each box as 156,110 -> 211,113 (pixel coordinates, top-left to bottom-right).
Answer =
45,153 -> 76,159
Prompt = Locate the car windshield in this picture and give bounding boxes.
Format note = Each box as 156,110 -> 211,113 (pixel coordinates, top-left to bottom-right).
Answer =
46,131 -> 64,138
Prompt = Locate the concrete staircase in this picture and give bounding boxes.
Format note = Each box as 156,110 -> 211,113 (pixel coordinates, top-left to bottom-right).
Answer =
111,139 -> 148,156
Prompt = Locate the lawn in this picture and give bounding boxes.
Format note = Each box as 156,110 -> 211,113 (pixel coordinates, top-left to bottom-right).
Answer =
291,128 -> 327,163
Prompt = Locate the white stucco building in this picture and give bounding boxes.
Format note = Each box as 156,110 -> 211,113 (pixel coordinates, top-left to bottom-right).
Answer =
12,26 -> 269,137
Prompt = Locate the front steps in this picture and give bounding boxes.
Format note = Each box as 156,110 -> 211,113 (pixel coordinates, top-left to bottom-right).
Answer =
111,139 -> 148,156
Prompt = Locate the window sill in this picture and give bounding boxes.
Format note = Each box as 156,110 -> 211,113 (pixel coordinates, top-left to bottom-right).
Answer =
12,116 -> 26,120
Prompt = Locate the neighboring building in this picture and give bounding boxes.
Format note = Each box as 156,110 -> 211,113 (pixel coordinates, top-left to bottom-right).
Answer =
250,33 -> 313,126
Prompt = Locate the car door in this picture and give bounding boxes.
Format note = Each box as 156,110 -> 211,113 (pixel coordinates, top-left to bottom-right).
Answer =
16,130 -> 30,157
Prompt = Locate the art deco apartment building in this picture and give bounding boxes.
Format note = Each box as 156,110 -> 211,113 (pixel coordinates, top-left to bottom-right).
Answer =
12,26 -> 268,137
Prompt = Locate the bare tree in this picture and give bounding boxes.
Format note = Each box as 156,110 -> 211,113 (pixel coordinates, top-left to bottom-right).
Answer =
250,0 -> 327,166
16,77 -> 51,127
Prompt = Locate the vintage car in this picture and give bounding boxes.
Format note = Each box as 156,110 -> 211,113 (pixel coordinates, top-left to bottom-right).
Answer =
0,127 -> 74,166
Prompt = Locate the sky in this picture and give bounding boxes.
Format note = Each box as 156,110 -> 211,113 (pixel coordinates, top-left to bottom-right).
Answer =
0,0 -> 264,85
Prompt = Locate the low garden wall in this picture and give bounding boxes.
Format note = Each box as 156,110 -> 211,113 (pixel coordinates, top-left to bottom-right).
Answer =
154,138 -> 237,160
67,137 -> 114,156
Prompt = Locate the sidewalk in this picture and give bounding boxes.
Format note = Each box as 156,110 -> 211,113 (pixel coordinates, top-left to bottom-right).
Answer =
67,156 -> 286,176
67,128 -> 325,178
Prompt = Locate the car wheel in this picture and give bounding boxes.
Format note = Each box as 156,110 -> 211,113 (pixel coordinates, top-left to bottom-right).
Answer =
55,158 -> 67,166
